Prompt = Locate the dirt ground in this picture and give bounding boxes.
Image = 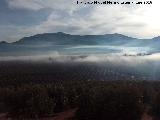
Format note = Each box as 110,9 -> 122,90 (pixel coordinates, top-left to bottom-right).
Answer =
0,110 -> 153,120
0,109 -> 76,120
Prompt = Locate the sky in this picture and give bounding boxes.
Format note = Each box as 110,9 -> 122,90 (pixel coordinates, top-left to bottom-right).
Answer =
0,0 -> 160,42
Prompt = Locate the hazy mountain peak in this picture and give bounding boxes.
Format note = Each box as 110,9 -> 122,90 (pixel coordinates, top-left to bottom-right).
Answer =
56,32 -> 68,35
0,41 -> 8,44
152,36 -> 160,40
33,32 -> 68,37
103,33 -> 135,40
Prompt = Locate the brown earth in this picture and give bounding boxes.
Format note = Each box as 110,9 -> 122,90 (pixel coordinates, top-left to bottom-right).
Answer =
0,109 -> 76,120
0,110 -> 154,120
141,113 -> 153,120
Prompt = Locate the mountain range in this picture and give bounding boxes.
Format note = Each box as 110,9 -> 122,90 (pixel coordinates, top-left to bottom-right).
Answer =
0,32 -> 160,56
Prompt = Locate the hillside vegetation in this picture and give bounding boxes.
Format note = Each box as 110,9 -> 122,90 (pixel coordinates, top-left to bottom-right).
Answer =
0,62 -> 160,120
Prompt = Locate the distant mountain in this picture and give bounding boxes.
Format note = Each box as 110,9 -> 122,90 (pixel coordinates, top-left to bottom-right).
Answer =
12,32 -> 136,45
0,41 -> 9,45
0,32 -> 160,56
152,36 -> 160,40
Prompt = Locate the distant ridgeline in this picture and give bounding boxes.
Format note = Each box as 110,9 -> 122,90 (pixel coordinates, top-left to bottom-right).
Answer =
0,32 -> 160,56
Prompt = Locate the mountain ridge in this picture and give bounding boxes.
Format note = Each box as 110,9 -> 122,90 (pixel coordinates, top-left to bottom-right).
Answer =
0,32 -> 159,44
0,32 -> 160,56
11,32 -> 137,45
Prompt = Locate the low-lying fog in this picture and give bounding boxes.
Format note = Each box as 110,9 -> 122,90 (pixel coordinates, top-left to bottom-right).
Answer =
1,53 -> 160,80
0,52 -> 160,62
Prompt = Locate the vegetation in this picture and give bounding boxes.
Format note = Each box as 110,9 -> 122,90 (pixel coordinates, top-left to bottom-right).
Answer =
0,80 -> 160,120
0,61 -> 160,119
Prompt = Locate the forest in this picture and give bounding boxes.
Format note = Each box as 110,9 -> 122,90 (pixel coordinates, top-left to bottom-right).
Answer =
0,61 -> 160,120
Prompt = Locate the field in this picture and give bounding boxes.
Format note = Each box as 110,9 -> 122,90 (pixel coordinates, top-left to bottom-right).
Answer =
0,60 -> 160,120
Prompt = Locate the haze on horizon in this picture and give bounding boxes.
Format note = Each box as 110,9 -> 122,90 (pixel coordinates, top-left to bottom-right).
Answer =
0,0 -> 160,42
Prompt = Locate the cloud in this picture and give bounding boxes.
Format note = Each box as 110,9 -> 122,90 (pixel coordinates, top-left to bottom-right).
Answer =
0,25 -> 28,42
7,0 -> 43,11
22,3 -> 156,38
7,0 -> 79,12
2,0 -> 160,42
1,52 -> 160,64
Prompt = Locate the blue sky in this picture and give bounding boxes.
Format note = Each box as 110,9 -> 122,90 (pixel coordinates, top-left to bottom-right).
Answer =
0,0 -> 160,42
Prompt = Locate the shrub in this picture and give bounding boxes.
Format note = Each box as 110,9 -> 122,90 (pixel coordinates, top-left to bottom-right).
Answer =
76,85 -> 144,120
151,92 -> 160,119
4,85 -> 55,119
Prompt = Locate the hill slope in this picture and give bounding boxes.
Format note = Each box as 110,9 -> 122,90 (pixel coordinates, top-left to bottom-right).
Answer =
0,32 -> 160,56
